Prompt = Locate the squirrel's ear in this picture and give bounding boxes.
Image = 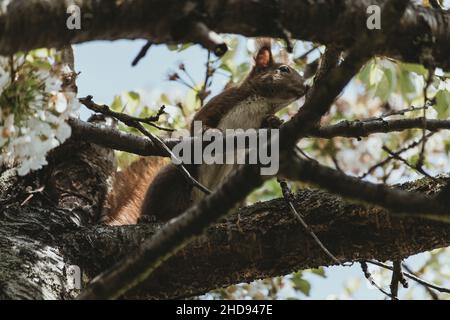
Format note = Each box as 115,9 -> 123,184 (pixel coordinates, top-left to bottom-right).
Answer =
254,38 -> 273,69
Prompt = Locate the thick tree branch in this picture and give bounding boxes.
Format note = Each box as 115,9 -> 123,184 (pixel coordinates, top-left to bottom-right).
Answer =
62,179 -> 450,299
2,149 -> 448,300
281,153 -> 450,222
1,1 -> 450,70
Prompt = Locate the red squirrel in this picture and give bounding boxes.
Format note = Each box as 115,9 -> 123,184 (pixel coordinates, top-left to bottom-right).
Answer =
103,39 -> 306,225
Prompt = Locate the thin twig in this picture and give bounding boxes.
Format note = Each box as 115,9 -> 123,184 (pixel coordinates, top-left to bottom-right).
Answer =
295,146 -> 316,162
380,105 -> 428,119
275,20 -> 294,53
131,41 -> 153,67
80,95 -> 173,132
199,50 -> 213,107
389,260 -> 405,300
367,260 -> 450,295
402,264 -> 439,300
360,261 -> 397,300
179,63 -> 198,88
359,132 -> 435,179
382,145 -> 440,182
278,178 -> 348,266
168,71 -> 198,91
330,155 -> 344,173
418,68 -> 434,169
294,45 -> 320,63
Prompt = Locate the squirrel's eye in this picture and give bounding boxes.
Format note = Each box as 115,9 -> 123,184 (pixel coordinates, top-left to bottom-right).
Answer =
279,65 -> 290,73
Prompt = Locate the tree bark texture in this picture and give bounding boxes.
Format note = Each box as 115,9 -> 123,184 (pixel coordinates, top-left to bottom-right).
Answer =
0,1 -> 449,69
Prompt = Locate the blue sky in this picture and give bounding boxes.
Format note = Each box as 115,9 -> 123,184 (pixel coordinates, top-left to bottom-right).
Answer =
74,39 -> 231,119
73,39 -> 437,300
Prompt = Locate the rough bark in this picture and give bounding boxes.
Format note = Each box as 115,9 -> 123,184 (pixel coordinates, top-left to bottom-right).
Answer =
63,183 -> 450,299
1,0 -> 450,70
0,137 -> 116,299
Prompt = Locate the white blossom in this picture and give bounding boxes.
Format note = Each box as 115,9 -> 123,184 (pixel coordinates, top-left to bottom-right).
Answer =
0,52 -> 79,176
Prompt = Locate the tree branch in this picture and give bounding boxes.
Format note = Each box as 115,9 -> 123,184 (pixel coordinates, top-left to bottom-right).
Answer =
1,1 -> 450,70
70,116 -> 450,156
69,118 -> 179,157
61,178 -> 450,299
313,117 -> 450,139
282,153 -> 450,222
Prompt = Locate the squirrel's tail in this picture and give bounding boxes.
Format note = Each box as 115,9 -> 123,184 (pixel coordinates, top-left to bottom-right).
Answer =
101,156 -> 169,225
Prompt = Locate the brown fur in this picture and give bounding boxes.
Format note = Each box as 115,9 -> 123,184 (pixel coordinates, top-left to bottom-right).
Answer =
192,86 -> 252,131
102,156 -> 168,225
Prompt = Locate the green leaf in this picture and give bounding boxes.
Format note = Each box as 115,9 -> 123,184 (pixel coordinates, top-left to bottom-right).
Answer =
292,272 -> 311,296
159,93 -> 171,105
219,60 -> 236,74
384,67 -> 397,92
166,43 -> 193,52
310,267 -> 327,278
29,59 -> 52,70
358,60 -> 375,85
236,62 -> 250,77
369,65 -> 383,87
374,73 -> 390,101
408,154 -> 420,166
31,48 -> 52,59
434,90 -> 450,119
400,62 -> 428,77
399,70 -> 416,100
220,37 -> 239,62
127,91 -> 140,102
111,95 -> 122,111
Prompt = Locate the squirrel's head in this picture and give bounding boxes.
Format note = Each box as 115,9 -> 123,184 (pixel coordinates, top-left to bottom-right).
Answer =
244,39 -> 306,109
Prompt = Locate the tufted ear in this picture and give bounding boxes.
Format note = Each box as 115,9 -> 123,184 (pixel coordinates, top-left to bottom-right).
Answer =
254,38 -> 274,69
